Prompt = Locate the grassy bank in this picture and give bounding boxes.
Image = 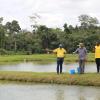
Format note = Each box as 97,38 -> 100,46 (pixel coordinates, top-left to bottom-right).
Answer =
0,53 -> 95,64
0,71 -> 100,86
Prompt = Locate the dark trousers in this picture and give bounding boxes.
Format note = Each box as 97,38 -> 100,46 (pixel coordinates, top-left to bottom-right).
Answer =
95,58 -> 100,73
79,59 -> 85,74
57,58 -> 64,74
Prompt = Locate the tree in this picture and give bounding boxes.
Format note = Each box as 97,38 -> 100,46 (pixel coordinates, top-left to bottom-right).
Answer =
4,20 -> 21,51
5,20 -> 21,35
11,20 -> 21,33
0,17 -> 3,25
0,27 -> 5,48
89,17 -> 99,27
63,23 -> 71,34
5,22 -> 12,34
36,25 -> 52,49
0,17 -> 6,49
29,13 -> 41,33
78,14 -> 99,29
68,25 -> 74,30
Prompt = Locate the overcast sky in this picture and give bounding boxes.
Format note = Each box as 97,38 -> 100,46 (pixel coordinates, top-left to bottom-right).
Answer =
0,0 -> 100,30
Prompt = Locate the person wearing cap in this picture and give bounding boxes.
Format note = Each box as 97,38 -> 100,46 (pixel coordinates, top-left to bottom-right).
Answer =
95,41 -> 100,73
46,44 -> 66,74
53,44 -> 66,74
73,43 -> 87,74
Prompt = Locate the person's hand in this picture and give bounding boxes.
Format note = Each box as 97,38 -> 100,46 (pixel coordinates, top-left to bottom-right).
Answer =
45,48 -> 50,54
73,52 -> 75,54
45,48 -> 49,51
45,48 -> 53,53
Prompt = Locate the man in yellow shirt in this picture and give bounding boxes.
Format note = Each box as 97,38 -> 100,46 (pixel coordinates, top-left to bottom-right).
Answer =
95,42 -> 100,73
53,44 -> 66,74
46,44 -> 66,74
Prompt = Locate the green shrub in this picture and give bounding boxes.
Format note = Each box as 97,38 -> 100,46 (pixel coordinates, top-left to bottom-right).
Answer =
0,48 -> 8,55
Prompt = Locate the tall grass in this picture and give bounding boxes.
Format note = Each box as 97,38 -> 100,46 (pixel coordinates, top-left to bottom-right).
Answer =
0,71 -> 99,86
0,53 -> 95,64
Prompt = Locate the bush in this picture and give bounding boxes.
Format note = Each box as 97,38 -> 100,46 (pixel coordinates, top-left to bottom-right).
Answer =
0,48 -> 8,55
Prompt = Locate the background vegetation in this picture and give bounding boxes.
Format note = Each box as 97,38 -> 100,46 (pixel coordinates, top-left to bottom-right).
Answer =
0,14 -> 100,55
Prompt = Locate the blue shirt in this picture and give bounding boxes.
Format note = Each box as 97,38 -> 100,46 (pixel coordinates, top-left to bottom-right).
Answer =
74,47 -> 87,60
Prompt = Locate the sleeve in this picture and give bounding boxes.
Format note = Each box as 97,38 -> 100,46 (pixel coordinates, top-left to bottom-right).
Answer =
64,49 -> 67,54
74,48 -> 79,53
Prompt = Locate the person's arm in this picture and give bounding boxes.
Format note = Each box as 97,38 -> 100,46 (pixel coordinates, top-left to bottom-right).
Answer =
45,48 -> 58,53
63,48 -> 67,54
92,46 -> 96,53
45,48 -> 53,52
73,48 -> 78,54
45,48 -> 53,54
63,49 -> 67,58
53,48 -> 58,54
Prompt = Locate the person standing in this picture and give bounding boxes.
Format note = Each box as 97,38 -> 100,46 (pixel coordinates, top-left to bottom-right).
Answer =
73,43 -> 87,74
95,42 -> 100,73
46,44 -> 66,74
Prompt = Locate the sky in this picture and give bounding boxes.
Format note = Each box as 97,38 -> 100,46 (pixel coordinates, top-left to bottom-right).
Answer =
0,0 -> 100,31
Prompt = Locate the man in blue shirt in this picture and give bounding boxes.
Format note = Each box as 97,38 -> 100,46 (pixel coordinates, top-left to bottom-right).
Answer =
73,43 -> 87,74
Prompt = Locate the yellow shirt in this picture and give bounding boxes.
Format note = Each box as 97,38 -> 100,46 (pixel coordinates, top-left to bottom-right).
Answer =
53,48 -> 66,58
95,46 -> 100,58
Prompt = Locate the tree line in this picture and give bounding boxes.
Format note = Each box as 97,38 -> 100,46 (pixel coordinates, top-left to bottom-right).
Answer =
0,14 -> 100,55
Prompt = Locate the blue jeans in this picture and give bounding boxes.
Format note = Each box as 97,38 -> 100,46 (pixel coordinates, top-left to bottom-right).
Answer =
57,58 -> 64,74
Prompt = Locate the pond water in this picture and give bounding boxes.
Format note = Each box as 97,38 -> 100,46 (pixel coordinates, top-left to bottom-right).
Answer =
0,62 -> 97,73
0,84 -> 100,100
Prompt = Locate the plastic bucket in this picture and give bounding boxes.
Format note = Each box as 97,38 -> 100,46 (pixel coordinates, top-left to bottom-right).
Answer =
69,69 -> 75,74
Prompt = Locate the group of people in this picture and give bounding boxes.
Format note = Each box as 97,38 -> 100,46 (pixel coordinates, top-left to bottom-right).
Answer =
47,42 -> 100,74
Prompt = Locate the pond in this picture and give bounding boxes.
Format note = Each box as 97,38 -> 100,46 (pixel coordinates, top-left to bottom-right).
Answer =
0,61 -> 97,73
0,84 -> 100,100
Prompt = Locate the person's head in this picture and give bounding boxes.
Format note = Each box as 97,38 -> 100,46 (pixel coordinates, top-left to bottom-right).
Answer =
96,41 -> 100,46
78,43 -> 84,48
59,44 -> 63,48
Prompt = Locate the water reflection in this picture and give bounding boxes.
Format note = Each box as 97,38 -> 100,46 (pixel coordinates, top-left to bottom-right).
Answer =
54,85 -> 100,100
0,84 -> 100,100
56,88 -> 64,100
0,62 -> 97,73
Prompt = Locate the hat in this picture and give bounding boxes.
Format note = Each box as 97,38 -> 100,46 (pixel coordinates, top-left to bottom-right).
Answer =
59,44 -> 63,48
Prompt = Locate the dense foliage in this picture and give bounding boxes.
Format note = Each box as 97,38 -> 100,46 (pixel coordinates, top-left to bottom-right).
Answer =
0,14 -> 100,54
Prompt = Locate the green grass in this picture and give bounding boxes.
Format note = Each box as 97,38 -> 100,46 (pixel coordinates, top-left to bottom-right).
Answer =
0,53 -> 98,86
0,71 -> 100,86
0,53 -> 95,64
